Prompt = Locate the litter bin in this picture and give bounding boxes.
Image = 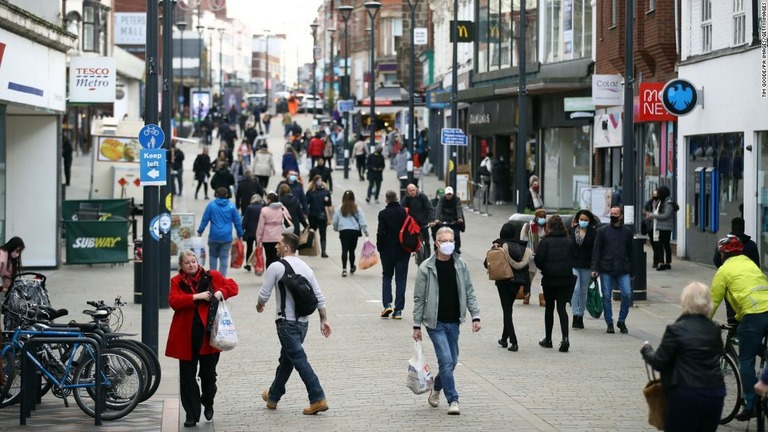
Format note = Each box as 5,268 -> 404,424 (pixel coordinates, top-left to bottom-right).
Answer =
133,239 -> 143,304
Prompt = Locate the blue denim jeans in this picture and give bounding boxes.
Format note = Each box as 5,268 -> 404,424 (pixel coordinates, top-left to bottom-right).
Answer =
571,268 -> 592,316
208,240 -> 232,276
381,252 -> 410,312
600,273 -> 631,324
737,312 -> 768,410
269,320 -> 325,404
426,322 -> 460,404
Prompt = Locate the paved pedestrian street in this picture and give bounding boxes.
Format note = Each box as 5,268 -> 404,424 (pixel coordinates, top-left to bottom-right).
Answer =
0,114 -> 746,431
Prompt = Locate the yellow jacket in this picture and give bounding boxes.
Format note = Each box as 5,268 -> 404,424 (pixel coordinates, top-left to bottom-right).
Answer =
711,254 -> 768,321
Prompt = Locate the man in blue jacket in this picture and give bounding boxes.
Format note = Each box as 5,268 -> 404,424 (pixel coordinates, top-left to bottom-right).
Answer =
197,187 -> 244,276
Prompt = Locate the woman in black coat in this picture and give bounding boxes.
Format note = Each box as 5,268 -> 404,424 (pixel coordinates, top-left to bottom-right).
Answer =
193,148 -> 212,200
241,194 -> 263,272
278,184 -> 307,236
641,282 -> 725,431
306,175 -> 333,258
534,215 -> 574,352
489,222 -> 532,352
569,209 -> 598,329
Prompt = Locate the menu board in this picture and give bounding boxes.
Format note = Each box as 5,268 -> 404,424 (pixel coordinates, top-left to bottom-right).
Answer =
170,213 -> 195,269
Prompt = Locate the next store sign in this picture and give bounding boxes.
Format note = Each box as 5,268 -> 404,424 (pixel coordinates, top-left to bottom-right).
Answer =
635,82 -> 677,123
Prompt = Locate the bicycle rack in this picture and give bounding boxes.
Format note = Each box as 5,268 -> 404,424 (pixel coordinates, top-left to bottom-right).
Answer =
20,335 -> 103,426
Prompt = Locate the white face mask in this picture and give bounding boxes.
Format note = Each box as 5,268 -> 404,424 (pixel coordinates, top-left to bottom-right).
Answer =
438,241 -> 455,256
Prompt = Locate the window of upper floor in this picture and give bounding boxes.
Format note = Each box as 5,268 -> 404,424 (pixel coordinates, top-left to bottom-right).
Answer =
378,17 -> 402,57
733,0 -> 746,46
542,0 -> 592,64
476,0 -> 539,74
701,0 -> 712,53
648,0 -> 656,12
82,0 -> 109,55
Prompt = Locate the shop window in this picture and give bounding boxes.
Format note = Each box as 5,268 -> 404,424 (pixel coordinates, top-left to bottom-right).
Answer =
82,0 -> 99,53
541,126 -> 592,209
476,0 -> 538,74
758,131 -> 768,271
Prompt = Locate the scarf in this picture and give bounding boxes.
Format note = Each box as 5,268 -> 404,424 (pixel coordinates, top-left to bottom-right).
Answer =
178,268 -> 207,294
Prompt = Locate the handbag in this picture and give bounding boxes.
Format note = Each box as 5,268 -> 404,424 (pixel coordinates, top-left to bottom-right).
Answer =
298,227 -> 315,249
324,206 -> 335,226
298,229 -> 319,256
352,212 -> 363,237
643,362 -> 666,430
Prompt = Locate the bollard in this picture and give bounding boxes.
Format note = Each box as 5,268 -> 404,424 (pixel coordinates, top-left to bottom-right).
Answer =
133,239 -> 143,304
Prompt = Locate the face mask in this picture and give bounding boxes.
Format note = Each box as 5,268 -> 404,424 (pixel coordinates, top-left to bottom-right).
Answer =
610,216 -> 621,225
288,175 -> 297,182
315,181 -> 323,188
578,221 -> 589,229
438,242 -> 455,255
532,185 -> 540,192
537,218 -> 546,226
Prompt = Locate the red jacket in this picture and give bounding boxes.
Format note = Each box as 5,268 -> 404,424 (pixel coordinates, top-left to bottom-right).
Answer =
308,137 -> 325,157
165,269 -> 239,361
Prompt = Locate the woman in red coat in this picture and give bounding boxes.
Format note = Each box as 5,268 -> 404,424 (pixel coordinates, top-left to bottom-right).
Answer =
166,250 -> 239,427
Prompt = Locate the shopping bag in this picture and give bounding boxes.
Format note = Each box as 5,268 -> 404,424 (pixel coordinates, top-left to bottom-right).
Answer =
586,276 -> 603,319
643,363 -> 666,430
358,239 -> 379,270
406,341 -> 433,395
298,229 -> 319,256
190,236 -> 206,267
324,206 -> 335,226
253,246 -> 266,276
298,228 -> 316,249
209,299 -> 238,351
230,239 -> 245,269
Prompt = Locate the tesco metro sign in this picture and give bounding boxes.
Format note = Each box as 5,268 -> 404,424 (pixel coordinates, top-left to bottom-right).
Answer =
636,82 -> 676,123
69,57 -> 116,103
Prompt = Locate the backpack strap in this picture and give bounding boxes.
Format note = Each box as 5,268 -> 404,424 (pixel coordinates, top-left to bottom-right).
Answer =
277,259 -> 296,320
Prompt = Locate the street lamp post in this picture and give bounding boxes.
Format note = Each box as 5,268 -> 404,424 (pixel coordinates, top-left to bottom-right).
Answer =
196,24 -> 204,123
328,28 -> 336,116
310,20 -> 319,120
176,21 -> 187,123
217,28 -> 225,96
406,0 -> 420,185
207,27 -> 214,89
450,0 -> 458,190
338,4 -> 353,179
515,0 -> 528,214
364,2 -> 381,152
264,30 -> 271,112
160,0 -> 175,312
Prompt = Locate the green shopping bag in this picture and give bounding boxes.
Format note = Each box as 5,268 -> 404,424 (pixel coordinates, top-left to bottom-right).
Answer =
586,276 -> 603,319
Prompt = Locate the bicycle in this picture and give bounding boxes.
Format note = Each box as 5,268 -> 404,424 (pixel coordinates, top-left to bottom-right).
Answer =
0,314 -> 144,420
719,323 -> 768,426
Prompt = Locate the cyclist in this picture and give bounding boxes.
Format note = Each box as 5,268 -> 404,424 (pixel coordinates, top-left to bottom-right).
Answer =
710,235 -> 768,421
401,183 -> 434,252
433,186 -> 464,254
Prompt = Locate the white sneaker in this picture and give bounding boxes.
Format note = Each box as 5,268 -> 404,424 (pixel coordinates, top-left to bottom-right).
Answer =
447,401 -> 460,415
428,388 -> 441,407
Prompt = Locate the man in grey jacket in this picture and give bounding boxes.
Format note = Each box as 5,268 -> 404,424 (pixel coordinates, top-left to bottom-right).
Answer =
412,226 -> 481,416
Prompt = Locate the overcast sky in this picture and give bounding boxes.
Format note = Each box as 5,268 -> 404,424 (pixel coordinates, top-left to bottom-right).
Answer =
228,0 -> 323,85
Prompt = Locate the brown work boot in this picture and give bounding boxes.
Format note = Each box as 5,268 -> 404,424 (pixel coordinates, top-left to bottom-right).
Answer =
262,390 -> 277,409
303,399 -> 329,415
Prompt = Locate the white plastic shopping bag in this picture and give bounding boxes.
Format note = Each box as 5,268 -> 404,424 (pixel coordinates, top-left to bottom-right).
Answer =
406,341 -> 433,394
210,299 -> 238,351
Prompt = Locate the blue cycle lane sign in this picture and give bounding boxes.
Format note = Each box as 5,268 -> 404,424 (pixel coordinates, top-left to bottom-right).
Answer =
138,124 -> 165,149
440,128 -> 468,146
140,149 -> 167,186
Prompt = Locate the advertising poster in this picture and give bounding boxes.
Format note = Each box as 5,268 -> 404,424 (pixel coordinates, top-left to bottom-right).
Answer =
98,136 -> 141,162
170,213 -> 195,269
563,0 -> 574,60
65,220 -> 129,264
191,89 -> 211,121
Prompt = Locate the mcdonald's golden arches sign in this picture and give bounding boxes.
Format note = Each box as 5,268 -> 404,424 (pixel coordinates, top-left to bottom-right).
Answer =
449,20 -> 475,43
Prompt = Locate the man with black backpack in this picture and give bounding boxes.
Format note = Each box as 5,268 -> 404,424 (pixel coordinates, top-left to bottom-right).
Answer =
377,190 -> 411,320
256,233 -> 332,415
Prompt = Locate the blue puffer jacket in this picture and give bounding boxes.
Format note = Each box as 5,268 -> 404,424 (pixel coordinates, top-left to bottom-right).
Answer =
198,198 -> 244,242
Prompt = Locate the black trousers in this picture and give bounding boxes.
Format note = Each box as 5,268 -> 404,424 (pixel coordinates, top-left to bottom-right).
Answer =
263,242 -> 279,268
543,285 -> 570,341
195,178 -> 208,198
496,280 -> 519,344
339,229 -> 360,270
664,386 -> 723,432
355,155 -> 367,178
257,175 -> 269,190
179,352 -> 220,422
650,230 -> 673,264
309,217 -> 328,252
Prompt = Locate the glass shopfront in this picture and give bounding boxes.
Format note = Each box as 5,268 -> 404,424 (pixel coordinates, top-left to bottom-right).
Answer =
541,126 -> 591,209
476,0 -> 538,74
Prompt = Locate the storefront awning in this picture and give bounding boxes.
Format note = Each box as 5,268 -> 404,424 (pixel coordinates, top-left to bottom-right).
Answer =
353,106 -> 405,115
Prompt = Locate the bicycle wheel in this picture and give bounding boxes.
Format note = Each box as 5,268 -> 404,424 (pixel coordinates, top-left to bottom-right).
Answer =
720,353 -> 743,425
72,348 -> 143,421
0,346 -> 20,407
125,340 -> 161,402
105,340 -> 151,401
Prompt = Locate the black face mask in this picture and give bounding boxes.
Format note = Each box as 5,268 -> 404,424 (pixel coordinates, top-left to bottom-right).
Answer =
610,216 -> 621,225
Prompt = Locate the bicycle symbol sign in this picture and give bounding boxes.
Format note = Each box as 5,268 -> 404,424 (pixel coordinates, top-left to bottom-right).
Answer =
138,124 -> 166,149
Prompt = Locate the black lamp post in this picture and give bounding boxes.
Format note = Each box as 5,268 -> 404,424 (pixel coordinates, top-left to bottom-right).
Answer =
217,28 -> 225,94
364,1 -> 381,151
196,24 -> 204,122
207,27 -> 214,88
406,0 -> 420,185
328,27 -> 336,116
310,20 -> 319,119
264,30 -> 271,112
515,0 -> 528,214
338,4 -> 353,179
176,21 -> 187,123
